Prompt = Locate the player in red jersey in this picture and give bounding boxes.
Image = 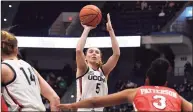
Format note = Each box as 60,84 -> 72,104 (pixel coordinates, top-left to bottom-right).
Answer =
58,58 -> 192,111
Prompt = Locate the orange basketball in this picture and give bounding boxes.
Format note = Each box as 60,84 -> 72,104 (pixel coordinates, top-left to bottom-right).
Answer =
79,5 -> 102,27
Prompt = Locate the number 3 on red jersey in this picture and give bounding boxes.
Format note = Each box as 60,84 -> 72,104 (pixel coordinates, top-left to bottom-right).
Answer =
153,95 -> 167,109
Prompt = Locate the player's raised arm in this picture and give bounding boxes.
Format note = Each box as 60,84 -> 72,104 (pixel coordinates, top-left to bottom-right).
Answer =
33,68 -> 60,111
102,13 -> 120,77
180,96 -> 192,111
58,88 -> 136,110
76,24 -> 95,77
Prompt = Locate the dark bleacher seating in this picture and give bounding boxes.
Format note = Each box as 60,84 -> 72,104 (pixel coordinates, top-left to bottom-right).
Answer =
95,1 -> 187,36
11,1 -> 187,37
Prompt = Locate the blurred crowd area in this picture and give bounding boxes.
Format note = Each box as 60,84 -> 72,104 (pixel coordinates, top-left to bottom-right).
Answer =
105,1 -> 179,12
92,1 -> 183,36
34,64 -> 76,111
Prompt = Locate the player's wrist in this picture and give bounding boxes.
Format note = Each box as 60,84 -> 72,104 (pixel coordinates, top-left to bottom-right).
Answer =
84,27 -> 91,31
71,103 -> 77,109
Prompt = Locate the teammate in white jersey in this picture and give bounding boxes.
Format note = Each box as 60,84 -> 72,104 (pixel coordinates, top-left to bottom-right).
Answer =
1,30 -> 60,111
75,13 -> 120,111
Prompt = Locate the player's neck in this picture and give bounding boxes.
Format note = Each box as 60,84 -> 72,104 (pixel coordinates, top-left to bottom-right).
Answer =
88,63 -> 98,70
2,55 -> 18,61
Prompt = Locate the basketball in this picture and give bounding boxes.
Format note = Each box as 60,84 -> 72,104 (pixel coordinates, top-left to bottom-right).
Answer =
79,5 -> 102,27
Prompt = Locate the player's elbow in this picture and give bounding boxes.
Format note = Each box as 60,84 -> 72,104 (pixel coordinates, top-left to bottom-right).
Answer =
113,49 -> 120,57
187,102 -> 193,111
76,45 -> 84,53
116,53 -> 120,57
76,49 -> 81,53
76,49 -> 84,55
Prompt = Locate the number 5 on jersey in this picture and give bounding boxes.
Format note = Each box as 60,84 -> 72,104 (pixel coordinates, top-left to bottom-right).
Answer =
96,83 -> 101,94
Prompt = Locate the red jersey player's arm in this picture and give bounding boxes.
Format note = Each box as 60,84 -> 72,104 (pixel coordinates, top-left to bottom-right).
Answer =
180,96 -> 192,111
58,88 -> 137,110
33,68 -> 60,111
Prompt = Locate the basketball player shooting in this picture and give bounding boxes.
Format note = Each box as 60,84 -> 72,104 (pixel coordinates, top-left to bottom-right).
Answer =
75,13 -> 120,111
58,58 -> 192,111
1,30 -> 60,111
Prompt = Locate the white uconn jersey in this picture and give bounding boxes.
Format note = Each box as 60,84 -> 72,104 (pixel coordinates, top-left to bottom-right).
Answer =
76,67 -> 108,111
1,60 -> 45,111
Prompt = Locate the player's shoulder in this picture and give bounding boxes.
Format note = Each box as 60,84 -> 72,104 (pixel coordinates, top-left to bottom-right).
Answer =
19,60 -> 33,67
1,63 -> 11,72
18,59 -> 28,64
158,86 -> 178,93
1,60 -> 16,71
2,59 -> 27,65
2,59 -> 14,64
139,85 -> 174,90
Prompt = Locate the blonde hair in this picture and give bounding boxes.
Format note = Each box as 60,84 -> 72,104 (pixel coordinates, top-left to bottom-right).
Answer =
96,60 -> 103,68
1,30 -> 18,55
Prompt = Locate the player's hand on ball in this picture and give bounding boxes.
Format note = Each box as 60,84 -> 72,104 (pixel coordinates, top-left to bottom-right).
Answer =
81,23 -> 96,30
106,13 -> 113,32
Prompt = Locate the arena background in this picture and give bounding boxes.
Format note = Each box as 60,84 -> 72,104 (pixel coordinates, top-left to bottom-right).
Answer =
1,1 -> 193,111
